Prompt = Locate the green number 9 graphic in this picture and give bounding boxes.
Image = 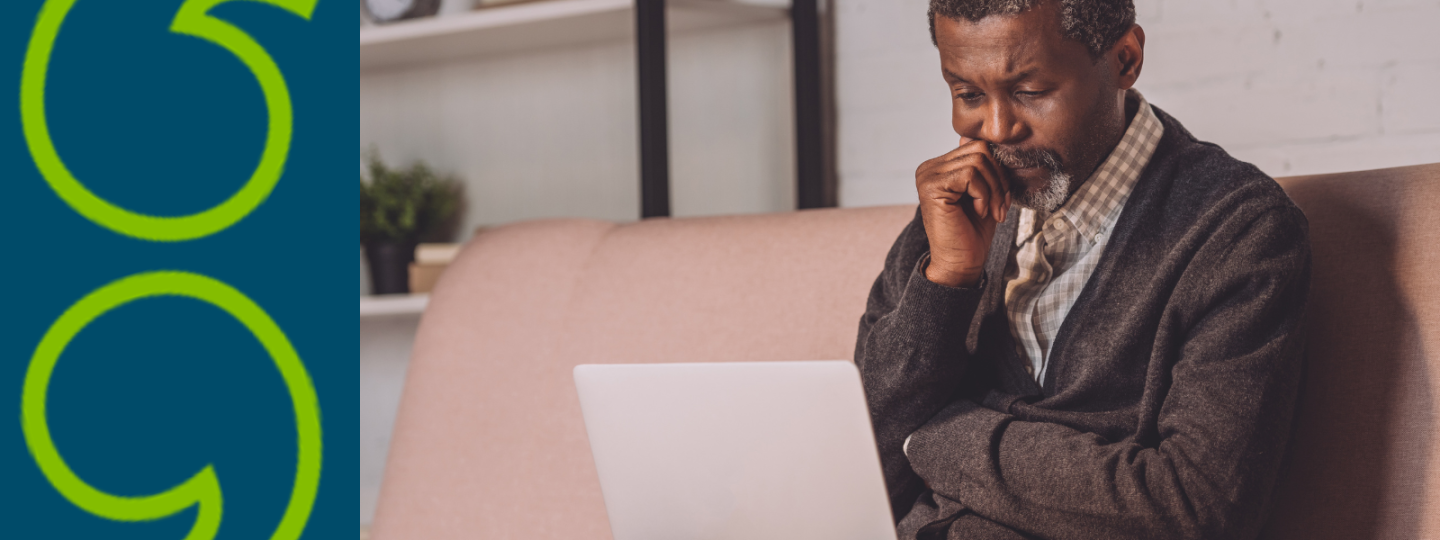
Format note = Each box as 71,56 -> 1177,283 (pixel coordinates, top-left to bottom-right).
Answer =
21,272 -> 323,540
20,0 -> 318,241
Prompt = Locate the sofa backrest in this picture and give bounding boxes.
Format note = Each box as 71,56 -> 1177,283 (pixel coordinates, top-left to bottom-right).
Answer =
1262,163 -> 1440,540
371,163 -> 1440,540
370,206 -> 916,539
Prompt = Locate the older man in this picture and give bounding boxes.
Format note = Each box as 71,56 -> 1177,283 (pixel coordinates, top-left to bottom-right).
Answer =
853,1 -> 1312,539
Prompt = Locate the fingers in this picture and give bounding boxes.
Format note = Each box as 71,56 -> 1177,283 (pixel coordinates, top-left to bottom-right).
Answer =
932,149 -> 1008,221
921,164 -> 992,219
919,138 -> 1016,223
967,144 -> 1010,222
963,166 -> 994,219
918,166 -> 987,215
961,141 -> 1011,222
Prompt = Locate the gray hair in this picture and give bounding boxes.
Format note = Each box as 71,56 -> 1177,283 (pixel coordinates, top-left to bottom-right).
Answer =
928,0 -> 1136,58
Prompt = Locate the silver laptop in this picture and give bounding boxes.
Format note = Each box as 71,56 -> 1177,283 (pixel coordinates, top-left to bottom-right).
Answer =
573,360 -> 898,540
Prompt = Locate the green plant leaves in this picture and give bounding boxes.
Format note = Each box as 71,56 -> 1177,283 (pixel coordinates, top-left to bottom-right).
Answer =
360,153 -> 463,244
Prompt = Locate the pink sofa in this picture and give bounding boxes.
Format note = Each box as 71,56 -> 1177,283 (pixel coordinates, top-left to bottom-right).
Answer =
371,163 -> 1440,540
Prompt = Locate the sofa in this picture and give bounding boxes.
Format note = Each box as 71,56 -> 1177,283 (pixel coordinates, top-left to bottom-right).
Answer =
370,162 -> 1439,539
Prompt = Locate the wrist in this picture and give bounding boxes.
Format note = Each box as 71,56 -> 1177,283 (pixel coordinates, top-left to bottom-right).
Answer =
924,261 -> 983,288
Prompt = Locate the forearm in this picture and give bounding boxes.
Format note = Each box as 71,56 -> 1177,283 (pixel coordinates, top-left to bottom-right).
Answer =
907,391 -> 1298,540
855,252 -> 986,519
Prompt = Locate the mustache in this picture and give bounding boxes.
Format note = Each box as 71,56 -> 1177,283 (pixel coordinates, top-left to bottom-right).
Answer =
988,143 -> 1064,172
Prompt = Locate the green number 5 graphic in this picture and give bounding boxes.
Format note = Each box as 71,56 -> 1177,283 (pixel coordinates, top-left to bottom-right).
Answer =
20,0 -> 318,241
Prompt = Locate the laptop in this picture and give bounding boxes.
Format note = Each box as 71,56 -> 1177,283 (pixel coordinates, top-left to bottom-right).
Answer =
573,360 -> 898,540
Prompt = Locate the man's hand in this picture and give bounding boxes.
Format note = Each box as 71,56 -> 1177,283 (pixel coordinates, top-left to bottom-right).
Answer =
916,137 -> 1011,288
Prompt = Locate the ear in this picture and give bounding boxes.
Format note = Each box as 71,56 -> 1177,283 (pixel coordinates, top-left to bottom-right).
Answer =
1113,24 -> 1145,90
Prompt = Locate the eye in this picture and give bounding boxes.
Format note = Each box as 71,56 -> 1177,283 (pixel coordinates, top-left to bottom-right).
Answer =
956,91 -> 983,102
1015,90 -> 1045,98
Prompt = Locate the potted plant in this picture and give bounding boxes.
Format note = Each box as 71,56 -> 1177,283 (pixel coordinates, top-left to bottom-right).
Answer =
361,152 -> 463,295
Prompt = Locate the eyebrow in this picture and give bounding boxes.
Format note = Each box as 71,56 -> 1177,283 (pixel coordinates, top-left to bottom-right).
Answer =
943,67 -> 1038,85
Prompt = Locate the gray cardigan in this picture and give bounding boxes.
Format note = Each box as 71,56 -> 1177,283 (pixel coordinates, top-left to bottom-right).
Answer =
854,107 -> 1311,540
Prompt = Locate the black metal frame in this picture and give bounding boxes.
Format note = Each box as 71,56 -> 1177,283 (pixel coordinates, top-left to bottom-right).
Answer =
791,0 -> 833,209
634,0 -> 833,218
635,0 -> 671,218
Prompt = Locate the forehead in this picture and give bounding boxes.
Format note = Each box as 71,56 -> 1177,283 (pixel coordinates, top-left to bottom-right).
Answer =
934,4 -> 1087,81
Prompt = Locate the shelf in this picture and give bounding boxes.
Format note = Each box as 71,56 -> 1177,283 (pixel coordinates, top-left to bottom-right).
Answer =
360,0 -> 788,72
360,294 -> 430,319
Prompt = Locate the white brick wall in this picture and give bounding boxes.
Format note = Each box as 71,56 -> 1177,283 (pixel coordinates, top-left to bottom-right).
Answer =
835,0 -> 1440,207
361,20 -> 795,238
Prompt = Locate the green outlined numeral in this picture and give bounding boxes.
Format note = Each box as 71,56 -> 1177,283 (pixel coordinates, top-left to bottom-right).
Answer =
20,0 -> 318,241
18,1 -> 323,539
20,271 -> 323,540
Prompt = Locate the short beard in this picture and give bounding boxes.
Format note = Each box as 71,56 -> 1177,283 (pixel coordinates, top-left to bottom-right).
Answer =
989,143 -> 1072,214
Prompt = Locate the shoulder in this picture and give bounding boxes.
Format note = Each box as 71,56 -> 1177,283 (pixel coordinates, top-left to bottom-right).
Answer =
1136,105 -> 1308,240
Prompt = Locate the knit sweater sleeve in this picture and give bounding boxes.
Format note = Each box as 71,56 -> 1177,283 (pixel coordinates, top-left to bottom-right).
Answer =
903,203 -> 1311,540
853,208 -> 987,523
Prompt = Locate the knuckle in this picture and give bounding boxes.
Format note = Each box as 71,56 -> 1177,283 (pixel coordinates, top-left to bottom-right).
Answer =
915,161 -> 935,181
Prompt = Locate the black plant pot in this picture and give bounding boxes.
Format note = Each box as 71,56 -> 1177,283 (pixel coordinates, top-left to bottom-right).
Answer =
365,240 -> 416,295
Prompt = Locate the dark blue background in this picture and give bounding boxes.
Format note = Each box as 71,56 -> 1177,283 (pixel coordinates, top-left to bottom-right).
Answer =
0,1 -> 354,538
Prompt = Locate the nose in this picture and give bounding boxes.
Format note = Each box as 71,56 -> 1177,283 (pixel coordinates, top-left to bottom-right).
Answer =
958,99 -> 1027,145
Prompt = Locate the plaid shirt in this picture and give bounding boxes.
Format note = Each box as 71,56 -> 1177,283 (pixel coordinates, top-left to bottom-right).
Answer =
1004,90 -> 1164,383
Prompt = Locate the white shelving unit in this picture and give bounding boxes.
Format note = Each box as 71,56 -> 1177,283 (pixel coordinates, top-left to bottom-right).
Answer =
360,294 -> 430,318
360,0 -> 787,72
360,1 -> 805,527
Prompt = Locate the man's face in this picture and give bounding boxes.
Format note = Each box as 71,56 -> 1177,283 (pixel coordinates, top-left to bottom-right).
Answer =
936,2 -> 1126,212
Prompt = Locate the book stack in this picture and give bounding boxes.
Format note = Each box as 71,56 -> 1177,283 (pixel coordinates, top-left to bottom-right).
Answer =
409,243 -> 462,294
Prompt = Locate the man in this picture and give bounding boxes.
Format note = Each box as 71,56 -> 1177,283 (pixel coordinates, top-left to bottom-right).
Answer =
853,1 -> 1311,539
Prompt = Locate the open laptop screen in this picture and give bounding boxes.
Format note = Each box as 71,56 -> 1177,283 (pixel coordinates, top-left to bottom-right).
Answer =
574,360 -> 898,540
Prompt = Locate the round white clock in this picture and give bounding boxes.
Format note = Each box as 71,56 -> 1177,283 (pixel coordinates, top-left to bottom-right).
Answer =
363,0 -> 441,23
